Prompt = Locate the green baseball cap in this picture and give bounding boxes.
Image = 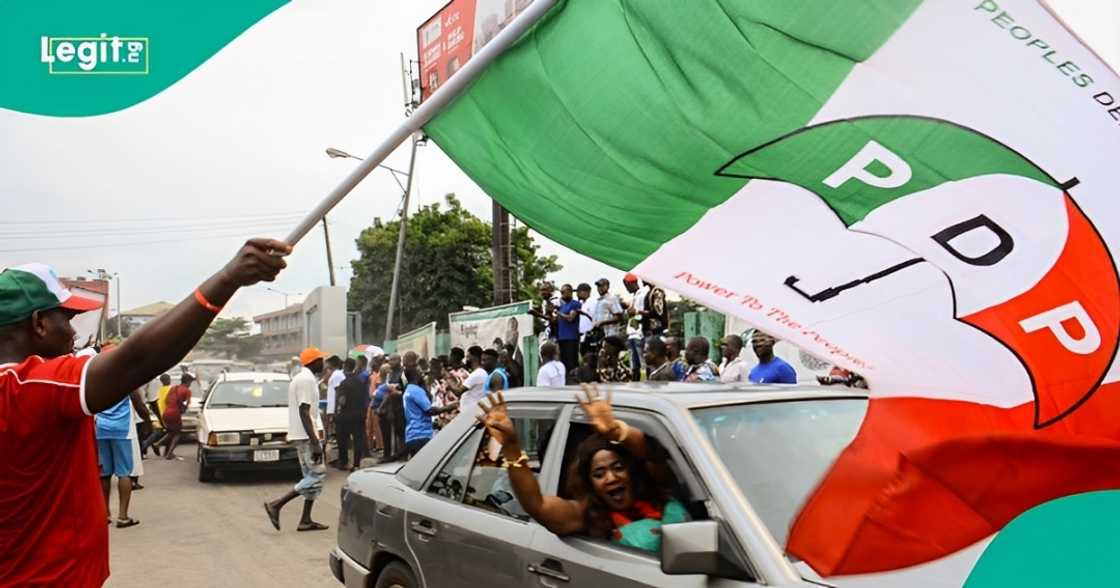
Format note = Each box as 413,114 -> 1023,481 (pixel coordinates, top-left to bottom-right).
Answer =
0,263 -> 103,327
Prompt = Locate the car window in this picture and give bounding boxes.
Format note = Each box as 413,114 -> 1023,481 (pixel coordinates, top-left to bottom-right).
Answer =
691,398 -> 866,547
557,412 -> 710,554
206,381 -> 289,408
427,415 -> 557,521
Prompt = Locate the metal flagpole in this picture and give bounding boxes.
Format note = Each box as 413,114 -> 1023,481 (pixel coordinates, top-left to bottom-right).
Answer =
282,0 -> 557,248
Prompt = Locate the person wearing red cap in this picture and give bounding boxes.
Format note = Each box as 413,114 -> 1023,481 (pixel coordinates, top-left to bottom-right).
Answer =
264,346 -> 328,532
0,239 -> 289,586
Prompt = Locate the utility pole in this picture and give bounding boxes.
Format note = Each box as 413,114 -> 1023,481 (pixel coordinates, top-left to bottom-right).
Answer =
385,134 -> 419,342
115,274 -> 122,337
492,203 -> 512,305
321,216 -> 336,286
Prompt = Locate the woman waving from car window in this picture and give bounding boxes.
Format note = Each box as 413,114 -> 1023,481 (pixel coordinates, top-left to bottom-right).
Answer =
476,385 -> 688,552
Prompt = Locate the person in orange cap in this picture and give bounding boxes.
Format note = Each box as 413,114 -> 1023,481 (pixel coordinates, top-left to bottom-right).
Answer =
264,346 -> 329,532
0,239 -> 290,586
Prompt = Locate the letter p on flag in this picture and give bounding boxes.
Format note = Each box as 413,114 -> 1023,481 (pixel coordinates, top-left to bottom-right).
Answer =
823,140 -> 913,190
1020,301 -> 1101,355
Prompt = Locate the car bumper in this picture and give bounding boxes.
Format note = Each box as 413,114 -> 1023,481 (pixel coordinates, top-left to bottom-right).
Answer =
200,445 -> 299,468
329,546 -> 370,587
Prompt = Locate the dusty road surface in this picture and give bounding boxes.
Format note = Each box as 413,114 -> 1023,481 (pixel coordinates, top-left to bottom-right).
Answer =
104,440 -> 352,588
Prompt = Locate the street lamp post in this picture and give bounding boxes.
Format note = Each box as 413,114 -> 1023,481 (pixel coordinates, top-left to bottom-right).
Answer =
264,287 -> 301,308
325,141 -> 418,342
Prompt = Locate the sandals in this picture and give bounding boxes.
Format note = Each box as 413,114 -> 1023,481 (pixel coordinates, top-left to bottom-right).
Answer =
264,502 -> 281,531
115,518 -> 140,528
297,521 -> 329,532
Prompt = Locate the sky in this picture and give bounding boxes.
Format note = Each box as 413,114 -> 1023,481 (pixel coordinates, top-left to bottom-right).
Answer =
1,0 -> 1117,326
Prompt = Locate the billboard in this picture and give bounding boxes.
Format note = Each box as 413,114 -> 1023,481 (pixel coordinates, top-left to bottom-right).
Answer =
396,321 -> 437,360
448,300 -> 532,351
417,0 -> 533,101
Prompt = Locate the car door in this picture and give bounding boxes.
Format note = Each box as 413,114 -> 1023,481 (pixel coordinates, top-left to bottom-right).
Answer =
405,405 -> 561,588
523,408 -> 760,587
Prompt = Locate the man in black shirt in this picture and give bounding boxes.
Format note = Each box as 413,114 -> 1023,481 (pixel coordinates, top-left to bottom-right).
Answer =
334,358 -> 367,471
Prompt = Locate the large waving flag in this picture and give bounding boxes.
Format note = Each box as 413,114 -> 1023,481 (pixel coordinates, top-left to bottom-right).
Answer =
422,0 -> 1120,575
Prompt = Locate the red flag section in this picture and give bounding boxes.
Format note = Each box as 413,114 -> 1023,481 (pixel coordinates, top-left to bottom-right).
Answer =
786,385 -> 1120,575
962,195 -> 1120,427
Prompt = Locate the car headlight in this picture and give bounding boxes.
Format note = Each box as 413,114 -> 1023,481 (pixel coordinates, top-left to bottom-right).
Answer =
208,432 -> 242,446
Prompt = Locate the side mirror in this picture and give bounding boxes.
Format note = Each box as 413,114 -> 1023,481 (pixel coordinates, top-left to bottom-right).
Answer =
660,521 -> 721,575
660,521 -> 752,580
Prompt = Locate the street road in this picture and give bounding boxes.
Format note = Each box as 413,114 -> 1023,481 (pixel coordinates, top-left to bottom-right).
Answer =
104,440 -> 346,588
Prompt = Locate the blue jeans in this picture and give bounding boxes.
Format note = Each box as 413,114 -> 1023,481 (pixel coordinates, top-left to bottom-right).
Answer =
627,337 -> 643,377
293,439 -> 326,500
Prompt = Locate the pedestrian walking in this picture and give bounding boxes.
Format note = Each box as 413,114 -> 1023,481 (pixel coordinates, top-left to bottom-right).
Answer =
141,374 -> 170,456
264,347 -> 329,532
0,237 -> 289,585
159,373 -> 193,459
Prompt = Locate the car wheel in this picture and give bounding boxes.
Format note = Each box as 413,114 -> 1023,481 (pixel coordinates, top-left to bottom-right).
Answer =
198,463 -> 216,483
375,561 -> 417,588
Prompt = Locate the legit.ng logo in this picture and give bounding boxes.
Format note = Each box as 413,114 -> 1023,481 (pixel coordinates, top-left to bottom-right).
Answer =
40,34 -> 149,75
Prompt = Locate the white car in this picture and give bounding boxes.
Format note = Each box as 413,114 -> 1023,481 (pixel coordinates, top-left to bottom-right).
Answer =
196,372 -> 299,482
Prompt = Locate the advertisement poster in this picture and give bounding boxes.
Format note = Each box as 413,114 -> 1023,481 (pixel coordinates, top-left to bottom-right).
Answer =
395,321 -> 437,360
448,300 -> 532,351
416,0 -> 532,100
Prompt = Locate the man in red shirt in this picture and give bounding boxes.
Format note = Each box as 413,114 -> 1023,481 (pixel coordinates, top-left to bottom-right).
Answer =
0,238 -> 289,586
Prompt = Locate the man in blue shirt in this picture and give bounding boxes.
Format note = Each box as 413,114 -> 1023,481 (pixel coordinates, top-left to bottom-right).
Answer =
95,390 -> 140,527
748,331 -> 798,384
398,366 -> 457,459
556,284 -> 582,373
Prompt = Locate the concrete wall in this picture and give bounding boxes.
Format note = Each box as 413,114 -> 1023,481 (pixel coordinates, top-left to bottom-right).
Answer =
302,286 -> 348,357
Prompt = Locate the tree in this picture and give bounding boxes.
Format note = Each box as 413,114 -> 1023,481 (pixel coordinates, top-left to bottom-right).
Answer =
348,194 -> 562,341
198,317 -> 254,359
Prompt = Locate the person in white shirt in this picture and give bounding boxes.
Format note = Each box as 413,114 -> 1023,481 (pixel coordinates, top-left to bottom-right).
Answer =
324,355 -> 344,444
623,274 -> 648,381
265,347 -> 328,533
536,342 -> 567,387
718,334 -> 750,383
575,283 -> 594,339
591,278 -> 625,338
455,346 -> 490,413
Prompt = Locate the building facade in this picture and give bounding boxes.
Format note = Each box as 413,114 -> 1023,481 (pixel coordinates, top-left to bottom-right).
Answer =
254,304 -> 304,362
253,285 -> 349,361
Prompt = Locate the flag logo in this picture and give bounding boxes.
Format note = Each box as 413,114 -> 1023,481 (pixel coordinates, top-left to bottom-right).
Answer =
718,115 -> 1120,427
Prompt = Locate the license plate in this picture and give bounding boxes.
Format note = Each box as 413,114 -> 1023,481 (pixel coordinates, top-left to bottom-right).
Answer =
254,449 -> 279,462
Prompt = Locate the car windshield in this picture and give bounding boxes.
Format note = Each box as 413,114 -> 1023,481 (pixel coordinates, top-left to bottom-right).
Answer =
206,381 -> 289,408
691,398 -> 867,547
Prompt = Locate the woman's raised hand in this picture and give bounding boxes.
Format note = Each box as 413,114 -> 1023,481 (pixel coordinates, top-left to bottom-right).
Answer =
577,384 -> 618,438
477,392 -> 519,448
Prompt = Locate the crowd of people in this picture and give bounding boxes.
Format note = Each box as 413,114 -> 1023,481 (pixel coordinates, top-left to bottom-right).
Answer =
302,273 -> 843,475
528,273 -> 803,386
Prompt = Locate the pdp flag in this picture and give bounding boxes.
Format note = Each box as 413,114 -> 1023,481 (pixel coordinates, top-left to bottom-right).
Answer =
422,0 -> 1120,575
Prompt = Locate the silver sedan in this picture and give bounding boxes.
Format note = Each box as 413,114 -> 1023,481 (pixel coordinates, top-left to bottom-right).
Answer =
329,383 -> 984,587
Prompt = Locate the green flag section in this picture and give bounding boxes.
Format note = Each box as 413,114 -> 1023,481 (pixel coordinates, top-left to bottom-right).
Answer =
0,0 -> 287,116
425,0 -> 920,269
965,491 -> 1120,588
716,116 -> 1059,226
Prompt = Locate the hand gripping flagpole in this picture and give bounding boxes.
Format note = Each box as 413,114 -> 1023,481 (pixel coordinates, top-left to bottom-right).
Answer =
282,0 -> 558,248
